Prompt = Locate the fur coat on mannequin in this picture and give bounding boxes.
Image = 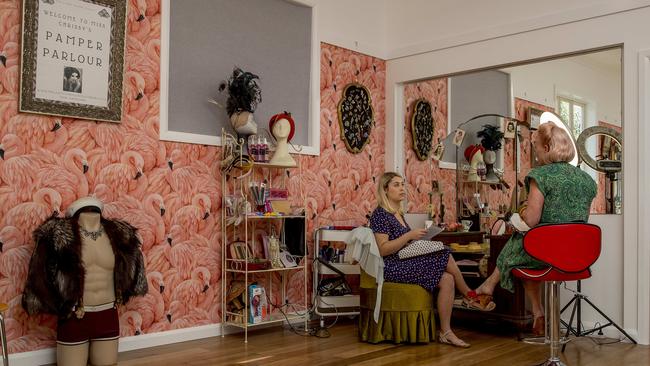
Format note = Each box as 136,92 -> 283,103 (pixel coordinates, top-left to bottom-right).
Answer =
22,215 -> 148,318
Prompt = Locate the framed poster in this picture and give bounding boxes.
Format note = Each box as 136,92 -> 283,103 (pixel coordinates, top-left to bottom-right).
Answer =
19,0 -> 127,122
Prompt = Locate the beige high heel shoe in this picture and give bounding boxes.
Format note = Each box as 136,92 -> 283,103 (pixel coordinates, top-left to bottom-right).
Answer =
438,330 -> 470,348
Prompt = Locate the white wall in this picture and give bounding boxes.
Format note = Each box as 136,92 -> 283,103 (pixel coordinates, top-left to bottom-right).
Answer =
312,0 -> 388,58
503,54 -> 622,126
385,5 -> 650,344
384,0 -> 650,59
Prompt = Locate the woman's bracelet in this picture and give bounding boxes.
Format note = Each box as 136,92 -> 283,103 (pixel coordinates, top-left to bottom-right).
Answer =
518,204 -> 528,216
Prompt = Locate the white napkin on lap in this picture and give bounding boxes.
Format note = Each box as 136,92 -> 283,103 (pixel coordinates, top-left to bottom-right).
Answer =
509,213 -> 531,232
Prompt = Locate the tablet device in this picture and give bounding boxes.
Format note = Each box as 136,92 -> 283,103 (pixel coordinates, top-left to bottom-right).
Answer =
425,225 -> 444,239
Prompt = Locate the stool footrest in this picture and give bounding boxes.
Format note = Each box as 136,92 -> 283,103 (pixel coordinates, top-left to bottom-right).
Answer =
522,336 -> 548,345
521,336 -> 571,345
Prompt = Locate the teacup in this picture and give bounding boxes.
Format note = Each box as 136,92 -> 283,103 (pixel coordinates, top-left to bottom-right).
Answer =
461,220 -> 473,232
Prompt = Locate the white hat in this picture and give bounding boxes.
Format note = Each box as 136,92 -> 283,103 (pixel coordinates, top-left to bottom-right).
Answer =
66,196 -> 104,217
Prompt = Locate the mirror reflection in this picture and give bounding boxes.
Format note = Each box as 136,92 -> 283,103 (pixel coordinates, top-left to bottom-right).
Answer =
401,47 -> 622,225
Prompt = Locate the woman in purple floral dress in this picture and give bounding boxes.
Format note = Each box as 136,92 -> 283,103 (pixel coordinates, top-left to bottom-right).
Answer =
370,172 -> 494,348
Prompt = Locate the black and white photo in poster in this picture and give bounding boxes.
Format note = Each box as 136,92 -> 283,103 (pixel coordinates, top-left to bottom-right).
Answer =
19,0 -> 127,122
63,66 -> 83,93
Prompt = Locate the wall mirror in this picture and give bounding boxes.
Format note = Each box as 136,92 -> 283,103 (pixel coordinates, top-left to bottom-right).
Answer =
402,46 -> 622,216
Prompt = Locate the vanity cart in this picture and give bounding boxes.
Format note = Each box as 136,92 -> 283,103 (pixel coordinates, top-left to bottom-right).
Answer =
220,130 -> 308,343
313,227 -> 360,318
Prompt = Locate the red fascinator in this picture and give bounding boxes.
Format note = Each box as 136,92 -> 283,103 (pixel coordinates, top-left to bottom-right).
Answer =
269,112 -> 295,142
464,144 -> 485,162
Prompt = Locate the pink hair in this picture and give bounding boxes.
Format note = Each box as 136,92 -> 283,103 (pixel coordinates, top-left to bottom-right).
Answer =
536,122 -> 575,164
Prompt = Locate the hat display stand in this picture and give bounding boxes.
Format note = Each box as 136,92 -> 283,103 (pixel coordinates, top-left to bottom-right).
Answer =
268,112 -> 297,167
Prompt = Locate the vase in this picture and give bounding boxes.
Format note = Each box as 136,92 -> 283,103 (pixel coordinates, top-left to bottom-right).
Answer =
483,150 -> 499,183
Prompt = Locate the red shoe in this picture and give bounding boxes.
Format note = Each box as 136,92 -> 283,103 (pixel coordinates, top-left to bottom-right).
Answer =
463,291 -> 496,311
532,316 -> 545,336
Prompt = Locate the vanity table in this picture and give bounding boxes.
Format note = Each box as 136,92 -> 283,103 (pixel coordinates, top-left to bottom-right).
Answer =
435,231 -> 530,331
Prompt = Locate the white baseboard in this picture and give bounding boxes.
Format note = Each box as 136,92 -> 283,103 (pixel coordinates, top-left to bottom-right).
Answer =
9,316 -> 310,366
9,323 -> 223,366
8,348 -> 56,366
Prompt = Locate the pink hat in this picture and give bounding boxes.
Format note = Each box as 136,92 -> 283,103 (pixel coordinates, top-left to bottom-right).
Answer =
269,112 -> 295,142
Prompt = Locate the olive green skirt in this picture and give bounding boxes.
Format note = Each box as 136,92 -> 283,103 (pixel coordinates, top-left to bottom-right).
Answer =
359,271 -> 436,344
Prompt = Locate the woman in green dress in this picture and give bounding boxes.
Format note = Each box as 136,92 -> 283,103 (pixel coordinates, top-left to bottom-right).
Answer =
475,121 -> 597,335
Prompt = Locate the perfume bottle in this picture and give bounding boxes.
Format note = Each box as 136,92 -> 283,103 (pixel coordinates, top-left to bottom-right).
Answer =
261,137 -> 269,162
476,161 -> 487,181
248,135 -> 258,161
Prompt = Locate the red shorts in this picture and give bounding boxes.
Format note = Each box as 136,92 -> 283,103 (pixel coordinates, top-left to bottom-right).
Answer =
57,308 -> 119,345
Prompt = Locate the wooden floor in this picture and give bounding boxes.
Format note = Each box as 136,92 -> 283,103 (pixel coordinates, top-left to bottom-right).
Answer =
118,319 -> 649,366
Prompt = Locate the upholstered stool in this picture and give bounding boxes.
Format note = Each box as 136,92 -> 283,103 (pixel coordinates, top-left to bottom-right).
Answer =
512,223 -> 601,366
359,270 -> 436,343
0,302 -> 8,366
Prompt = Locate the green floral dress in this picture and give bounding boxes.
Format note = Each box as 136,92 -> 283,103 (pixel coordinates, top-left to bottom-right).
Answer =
497,162 -> 597,292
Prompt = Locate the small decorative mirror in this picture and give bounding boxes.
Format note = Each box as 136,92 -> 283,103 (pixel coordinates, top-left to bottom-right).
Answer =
338,83 -> 374,153
411,99 -> 435,160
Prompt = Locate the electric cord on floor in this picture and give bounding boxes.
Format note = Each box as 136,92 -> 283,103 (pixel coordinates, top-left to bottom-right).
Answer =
263,284 -> 340,339
558,321 -> 624,345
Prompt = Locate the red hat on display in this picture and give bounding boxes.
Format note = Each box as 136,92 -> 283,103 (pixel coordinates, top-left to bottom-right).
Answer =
269,112 -> 295,142
464,144 -> 485,162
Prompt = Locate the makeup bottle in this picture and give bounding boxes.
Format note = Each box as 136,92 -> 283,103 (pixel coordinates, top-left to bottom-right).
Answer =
248,135 -> 258,161
261,137 -> 268,162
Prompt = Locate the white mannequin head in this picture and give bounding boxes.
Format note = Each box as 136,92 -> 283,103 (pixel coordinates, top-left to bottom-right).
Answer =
272,118 -> 291,141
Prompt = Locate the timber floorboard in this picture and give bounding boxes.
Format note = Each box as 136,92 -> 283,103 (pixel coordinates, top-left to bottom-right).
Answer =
116,319 -> 649,366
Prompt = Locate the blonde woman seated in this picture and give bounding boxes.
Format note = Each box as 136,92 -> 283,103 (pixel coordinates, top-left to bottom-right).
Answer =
370,172 -> 495,348
474,122 -> 596,336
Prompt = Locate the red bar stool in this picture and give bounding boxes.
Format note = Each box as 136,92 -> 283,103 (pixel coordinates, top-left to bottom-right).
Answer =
512,223 -> 601,366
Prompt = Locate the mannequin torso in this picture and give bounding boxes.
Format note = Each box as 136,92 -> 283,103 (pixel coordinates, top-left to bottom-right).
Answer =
25,196 -> 148,366
79,212 -> 115,306
58,210 -> 119,366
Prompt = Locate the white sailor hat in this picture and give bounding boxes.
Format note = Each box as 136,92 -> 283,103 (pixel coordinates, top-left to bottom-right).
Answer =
66,196 -> 104,217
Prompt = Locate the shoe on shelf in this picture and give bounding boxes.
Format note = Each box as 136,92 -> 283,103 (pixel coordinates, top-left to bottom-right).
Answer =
438,330 -> 470,348
462,291 -> 496,311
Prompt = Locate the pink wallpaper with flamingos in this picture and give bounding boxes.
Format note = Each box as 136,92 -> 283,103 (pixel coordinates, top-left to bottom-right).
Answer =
402,79 -> 457,222
0,0 -> 386,353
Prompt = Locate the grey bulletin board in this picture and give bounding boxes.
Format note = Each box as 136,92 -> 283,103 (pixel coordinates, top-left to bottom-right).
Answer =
441,70 -> 511,166
161,0 -> 312,146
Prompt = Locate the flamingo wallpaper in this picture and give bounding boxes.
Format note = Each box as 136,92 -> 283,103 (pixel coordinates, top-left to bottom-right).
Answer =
0,0 -> 386,355
402,79 -> 456,221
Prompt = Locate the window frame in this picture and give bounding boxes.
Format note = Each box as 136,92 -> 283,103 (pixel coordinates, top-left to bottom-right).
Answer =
558,96 -> 586,139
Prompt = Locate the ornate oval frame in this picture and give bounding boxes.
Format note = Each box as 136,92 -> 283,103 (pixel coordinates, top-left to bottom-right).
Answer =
337,83 -> 374,154
411,99 -> 434,161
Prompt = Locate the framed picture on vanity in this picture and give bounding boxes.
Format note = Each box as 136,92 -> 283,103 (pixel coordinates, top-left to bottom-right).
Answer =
528,107 -> 544,130
19,0 -> 127,122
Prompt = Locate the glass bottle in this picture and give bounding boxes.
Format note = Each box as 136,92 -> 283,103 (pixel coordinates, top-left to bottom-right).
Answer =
248,135 -> 258,162
476,161 -> 487,181
261,137 -> 268,162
